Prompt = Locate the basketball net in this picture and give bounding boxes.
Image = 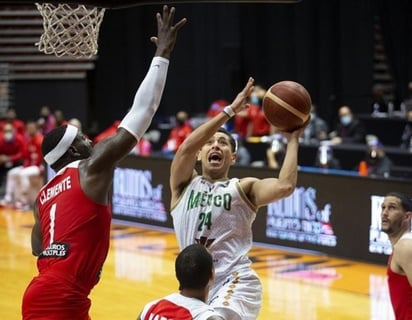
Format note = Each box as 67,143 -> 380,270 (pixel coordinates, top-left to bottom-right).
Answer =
35,3 -> 106,58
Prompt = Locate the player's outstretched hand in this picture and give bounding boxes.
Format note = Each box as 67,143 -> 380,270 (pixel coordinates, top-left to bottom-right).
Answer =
151,5 -> 187,59
231,77 -> 255,114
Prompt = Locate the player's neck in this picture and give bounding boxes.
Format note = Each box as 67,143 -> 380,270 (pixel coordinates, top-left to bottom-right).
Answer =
389,229 -> 411,246
180,289 -> 207,302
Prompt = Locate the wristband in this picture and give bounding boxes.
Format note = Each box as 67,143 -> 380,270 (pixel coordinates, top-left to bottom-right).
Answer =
222,105 -> 235,118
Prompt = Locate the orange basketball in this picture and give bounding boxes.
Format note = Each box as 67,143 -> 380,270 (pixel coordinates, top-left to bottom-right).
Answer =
262,80 -> 312,132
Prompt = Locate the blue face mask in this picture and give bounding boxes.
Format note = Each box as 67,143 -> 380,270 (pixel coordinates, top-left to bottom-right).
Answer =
340,115 -> 352,126
250,96 -> 260,105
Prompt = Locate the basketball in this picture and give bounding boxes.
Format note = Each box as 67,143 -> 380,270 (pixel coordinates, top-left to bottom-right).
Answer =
262,81 -> 312,132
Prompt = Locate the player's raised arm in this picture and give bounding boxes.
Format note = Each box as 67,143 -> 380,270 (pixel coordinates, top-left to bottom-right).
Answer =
90,5 -> 187,170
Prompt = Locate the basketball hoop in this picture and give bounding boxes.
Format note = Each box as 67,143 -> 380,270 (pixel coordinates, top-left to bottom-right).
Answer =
35,3 -> 105,58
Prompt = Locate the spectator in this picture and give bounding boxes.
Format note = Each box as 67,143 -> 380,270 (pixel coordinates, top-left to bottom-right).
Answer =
363,139 -> 393,178
232,133 -> 251,166
266,134 -> 286,169
131,135 -> 152,157
0,123 -> 25,192
246,85 -> 273,138
37,105 -> 56,134
207,99 -> 232,132
302,104 -> 329,144
54,110 -> 68,127
162,110 -> 192,157
329,105 -> 366,144
0,120 -> 44,210
314,144 -> 341,169
0,108 -> 25,136
138,244 -> 224,320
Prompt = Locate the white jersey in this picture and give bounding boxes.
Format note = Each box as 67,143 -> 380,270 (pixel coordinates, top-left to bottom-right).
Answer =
140,293 -> 219,320
171,176 -> 257,279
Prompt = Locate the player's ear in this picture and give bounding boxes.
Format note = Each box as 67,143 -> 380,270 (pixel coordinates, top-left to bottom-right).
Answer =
231,151 -> 237,164
68,145 -> 80,157
196,150 -> 201,161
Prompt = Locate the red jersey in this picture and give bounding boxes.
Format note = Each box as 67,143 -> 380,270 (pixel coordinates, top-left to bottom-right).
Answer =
36,160 -> 111,288
247,104 -> 270,136
140,293 -> 220,320
23,132 -> 44,168
163,123 -> 192,153
22,161 -> 111,319
387,254 -> 412,319
0,119 -> 25,136
93,120 -> 121,144
0,132 -> 25,164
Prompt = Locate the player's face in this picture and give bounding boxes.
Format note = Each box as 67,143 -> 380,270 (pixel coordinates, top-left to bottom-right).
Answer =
74,133 -> 93,159
199,132 -> 236,172
381,196 -> 409,235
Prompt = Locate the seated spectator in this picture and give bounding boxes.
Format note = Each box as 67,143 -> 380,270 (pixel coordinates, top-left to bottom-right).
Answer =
1,120 -> 44,210
246,85 -> 273,138
314,144 -> 341,169
0,108 -> 25,136
54,109 -> 68,127
363,139 -> 393,178
265,134 -> 286,169
302,104 -> 329,144
400,106 -> 412,150
37,105 -> 56,134
131,135 -> 152,157
371,83 -> 388,114
329,105 -> 366,144
207,99 -> 232,131
0,123 -> 25,196
162,111 -> 192,158
231,133 -> 251,166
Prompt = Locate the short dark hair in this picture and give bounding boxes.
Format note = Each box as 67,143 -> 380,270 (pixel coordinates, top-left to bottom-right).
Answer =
386,192 -> 412,212
175,244 -> 213,290
217,127 -> 237,152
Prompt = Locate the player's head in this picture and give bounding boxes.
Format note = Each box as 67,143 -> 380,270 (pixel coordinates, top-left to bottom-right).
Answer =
381,192 -> 412,235
175,244 -> 213,291
42,124 -> 93,170
197,127 -> 237,177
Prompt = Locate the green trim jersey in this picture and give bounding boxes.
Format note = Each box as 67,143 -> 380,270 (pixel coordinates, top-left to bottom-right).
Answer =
171,176 -> 258,279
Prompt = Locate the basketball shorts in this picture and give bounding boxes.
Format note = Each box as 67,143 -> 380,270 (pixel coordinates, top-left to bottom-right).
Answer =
22,271 -> 91,320
208,267 -> 262,320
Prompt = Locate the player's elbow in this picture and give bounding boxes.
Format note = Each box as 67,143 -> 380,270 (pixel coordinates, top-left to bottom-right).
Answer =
277,181 -> 295,198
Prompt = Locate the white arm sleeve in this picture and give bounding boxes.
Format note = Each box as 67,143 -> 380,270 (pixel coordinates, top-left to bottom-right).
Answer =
119,56 -> 169,140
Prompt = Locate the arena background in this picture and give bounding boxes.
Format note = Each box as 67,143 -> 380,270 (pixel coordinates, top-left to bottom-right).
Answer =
10,0 -> 412,135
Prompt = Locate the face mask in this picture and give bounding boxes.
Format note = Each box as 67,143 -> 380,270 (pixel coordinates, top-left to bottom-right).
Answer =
4,132 -> 13,141
250,96 -> 260,105
340,115 -> 352,126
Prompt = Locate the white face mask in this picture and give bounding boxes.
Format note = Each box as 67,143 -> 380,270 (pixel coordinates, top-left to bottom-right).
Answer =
340,115 -> 352,126
4,132 -> 13,141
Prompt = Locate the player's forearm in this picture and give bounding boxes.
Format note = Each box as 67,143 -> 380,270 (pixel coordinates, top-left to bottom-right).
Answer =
119,56 -> 169,140
277,138 -> 299,192
181,111 -> 229,153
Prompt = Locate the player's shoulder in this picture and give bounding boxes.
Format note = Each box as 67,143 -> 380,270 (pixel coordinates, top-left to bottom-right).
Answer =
394,234 -> 412,254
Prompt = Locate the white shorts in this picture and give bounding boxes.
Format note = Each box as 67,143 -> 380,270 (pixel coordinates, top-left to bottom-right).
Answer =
208,268 -> 262,320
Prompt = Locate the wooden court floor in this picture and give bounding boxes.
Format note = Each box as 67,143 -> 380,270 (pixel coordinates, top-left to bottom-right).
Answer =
0,208 -> 395,320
